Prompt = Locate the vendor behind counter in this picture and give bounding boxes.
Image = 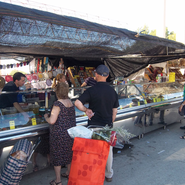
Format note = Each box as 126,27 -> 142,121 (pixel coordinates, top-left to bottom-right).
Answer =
0,72 -> 31,121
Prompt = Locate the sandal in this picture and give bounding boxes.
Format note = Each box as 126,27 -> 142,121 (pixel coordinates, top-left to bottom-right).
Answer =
33,164 -> 39,172
180,135 -> 185,139
50,180 -> 62,185
61,173 -> 69,178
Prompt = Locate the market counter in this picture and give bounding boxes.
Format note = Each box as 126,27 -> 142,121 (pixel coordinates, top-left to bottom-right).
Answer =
0,82 -> 184,174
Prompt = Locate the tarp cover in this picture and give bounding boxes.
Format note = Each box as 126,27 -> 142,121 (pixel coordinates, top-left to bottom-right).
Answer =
1,2 -> 185,77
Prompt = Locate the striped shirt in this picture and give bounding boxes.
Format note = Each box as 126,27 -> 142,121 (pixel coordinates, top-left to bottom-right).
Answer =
85,77 -> 97,86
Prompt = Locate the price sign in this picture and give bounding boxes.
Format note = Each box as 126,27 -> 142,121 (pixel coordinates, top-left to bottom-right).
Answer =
9,121 -> 15,130
120,105 -> 122,110
144,99 -> 147,104
157,98 -> 161,102
153,98 -> 156,103
32,118 -> 37,126
138,101 -> 140,106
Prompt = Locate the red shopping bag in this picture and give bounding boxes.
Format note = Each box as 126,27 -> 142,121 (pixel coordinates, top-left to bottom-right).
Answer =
68,137 -> 110,185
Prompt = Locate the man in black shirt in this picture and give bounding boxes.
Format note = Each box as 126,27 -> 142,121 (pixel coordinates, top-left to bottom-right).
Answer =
75,65 -> 119,182
0,72 -> 31,120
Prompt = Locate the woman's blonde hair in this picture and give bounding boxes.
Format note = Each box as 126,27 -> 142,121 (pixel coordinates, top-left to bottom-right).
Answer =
55,82 -> 69,99
52,73 -> 65,89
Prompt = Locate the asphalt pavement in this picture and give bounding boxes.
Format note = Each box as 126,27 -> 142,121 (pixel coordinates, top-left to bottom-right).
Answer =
20,120 -> 185,185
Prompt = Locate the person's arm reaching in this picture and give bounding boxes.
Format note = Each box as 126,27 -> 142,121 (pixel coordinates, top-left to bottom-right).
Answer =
81,82 -> 87,87
13,102 -> 25,113
75,99 -> 94,120
44,105 -> 60,124
13,102 -> 30,121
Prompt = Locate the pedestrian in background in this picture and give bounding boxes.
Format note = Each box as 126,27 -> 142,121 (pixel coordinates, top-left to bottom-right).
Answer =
52,73 -> 67,89
81,76 -> 97,87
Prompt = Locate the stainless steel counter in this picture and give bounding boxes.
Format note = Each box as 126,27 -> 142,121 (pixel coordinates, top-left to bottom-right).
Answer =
0,82 -> 184,175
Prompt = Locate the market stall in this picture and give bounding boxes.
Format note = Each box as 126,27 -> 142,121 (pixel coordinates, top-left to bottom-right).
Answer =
0,1 -> 185,175
0,79 -> 183,174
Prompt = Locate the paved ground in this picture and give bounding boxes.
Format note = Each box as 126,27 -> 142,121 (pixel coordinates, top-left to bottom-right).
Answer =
20,120 -> 185,185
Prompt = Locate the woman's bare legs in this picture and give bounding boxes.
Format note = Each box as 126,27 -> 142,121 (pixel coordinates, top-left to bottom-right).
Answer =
54,166 -> 62,184
66,163 -> 71,175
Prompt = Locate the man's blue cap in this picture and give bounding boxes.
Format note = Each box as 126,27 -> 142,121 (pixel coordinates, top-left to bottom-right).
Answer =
95,65 -> 109,77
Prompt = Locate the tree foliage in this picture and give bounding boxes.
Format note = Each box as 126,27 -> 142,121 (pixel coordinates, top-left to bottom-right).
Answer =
136,25 -> 176,41
165,27 -> 176,41
136,25 -> 156,36
150,30 -> 156,36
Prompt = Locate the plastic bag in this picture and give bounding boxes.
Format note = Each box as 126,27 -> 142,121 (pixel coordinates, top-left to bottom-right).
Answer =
67,126 -> 93,139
